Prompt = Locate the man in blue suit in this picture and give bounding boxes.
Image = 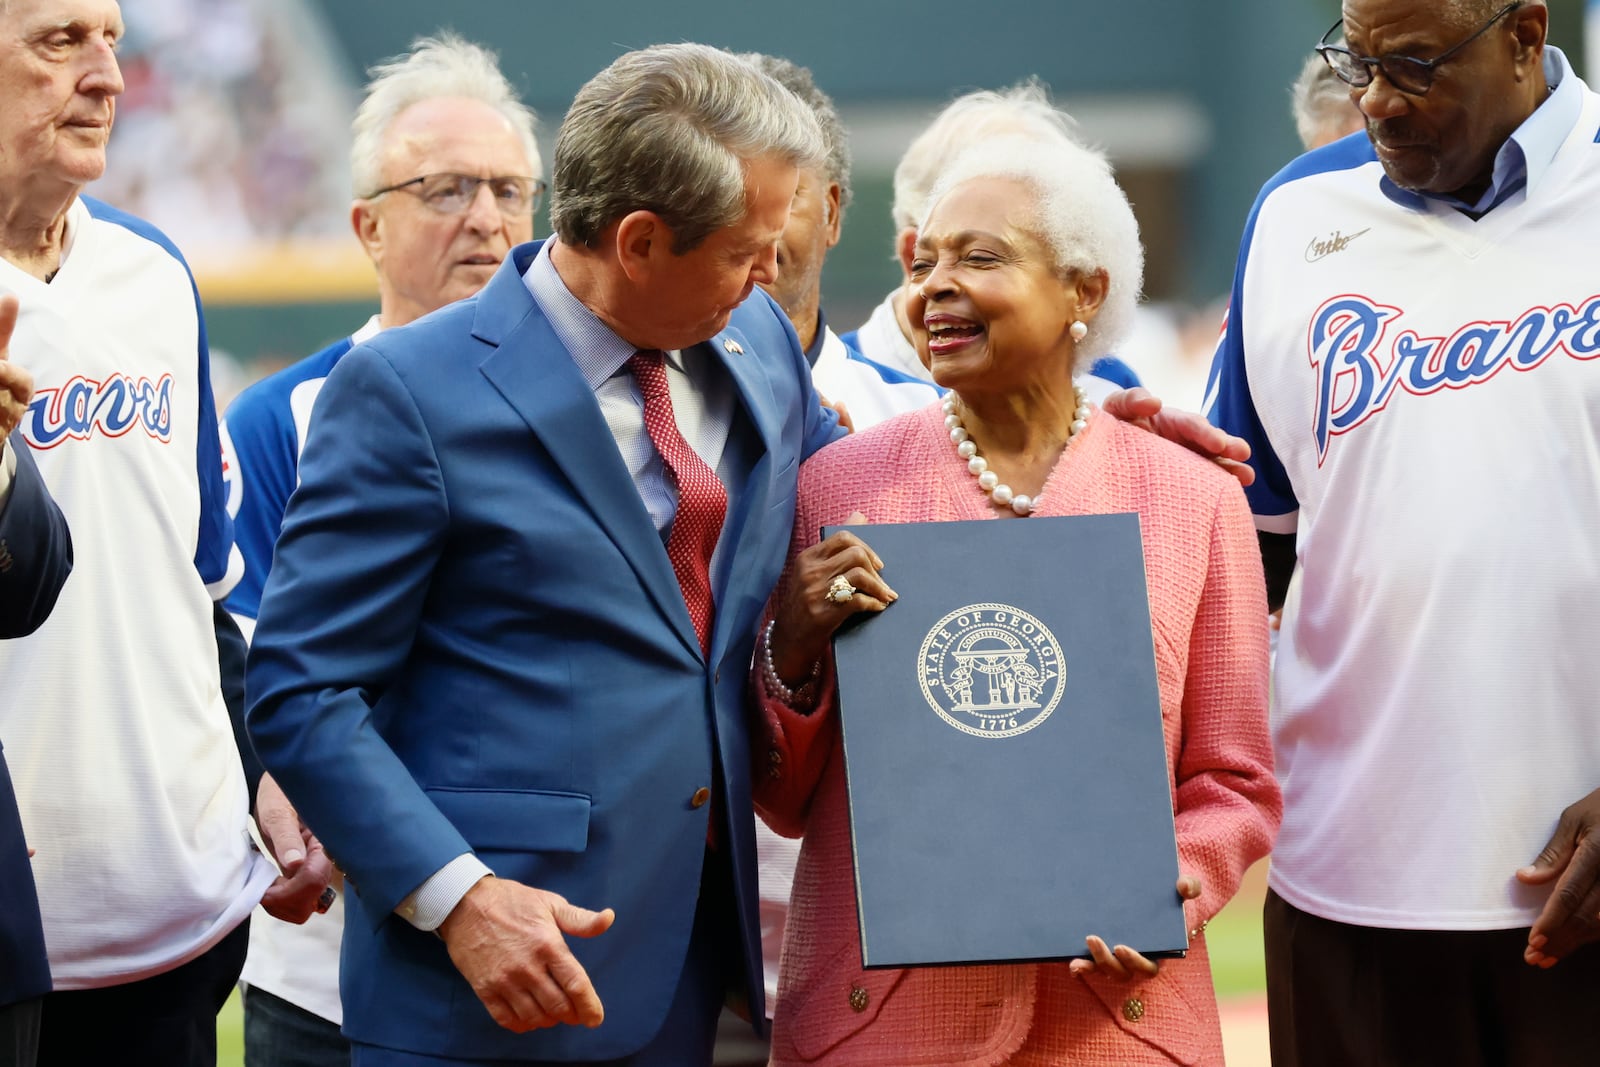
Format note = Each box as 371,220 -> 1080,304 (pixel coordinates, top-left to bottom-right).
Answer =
246,44 -> 840,1066
0,294 -> 72,1067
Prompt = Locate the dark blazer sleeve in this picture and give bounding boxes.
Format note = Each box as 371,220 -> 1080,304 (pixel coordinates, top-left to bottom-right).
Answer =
0,436 -> 72,639
246,345 -> 471,918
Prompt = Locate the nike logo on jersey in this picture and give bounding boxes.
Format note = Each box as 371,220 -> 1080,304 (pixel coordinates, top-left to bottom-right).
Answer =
23,373 -> 175,448
1304,228 -> 1371,263
1309,293 -> 1600,464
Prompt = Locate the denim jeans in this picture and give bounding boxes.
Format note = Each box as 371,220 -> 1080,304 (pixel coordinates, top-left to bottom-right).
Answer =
243,985 -> 350,1067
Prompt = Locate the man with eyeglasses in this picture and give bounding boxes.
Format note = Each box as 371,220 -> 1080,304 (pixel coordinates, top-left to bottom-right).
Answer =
1206,1 -> 1600,1063
219,32 -> 542,1067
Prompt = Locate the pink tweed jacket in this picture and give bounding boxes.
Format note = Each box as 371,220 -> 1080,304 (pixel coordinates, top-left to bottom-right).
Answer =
754,403 -> 1280,1066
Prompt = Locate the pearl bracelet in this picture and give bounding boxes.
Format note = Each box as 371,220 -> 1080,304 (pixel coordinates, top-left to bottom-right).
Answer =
761,619 -> 820,707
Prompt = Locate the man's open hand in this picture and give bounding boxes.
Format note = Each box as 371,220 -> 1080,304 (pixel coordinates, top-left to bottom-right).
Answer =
438,876 -> 615,1033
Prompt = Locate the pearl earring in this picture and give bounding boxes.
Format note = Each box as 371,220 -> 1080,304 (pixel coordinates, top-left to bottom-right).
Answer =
1069,320 -> 1088,343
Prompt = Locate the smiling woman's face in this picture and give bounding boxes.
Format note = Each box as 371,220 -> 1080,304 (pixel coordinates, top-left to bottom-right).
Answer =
906,177 -> 1084,399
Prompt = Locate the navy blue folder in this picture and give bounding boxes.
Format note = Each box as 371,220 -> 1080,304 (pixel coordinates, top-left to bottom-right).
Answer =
823,514 -> 1186,968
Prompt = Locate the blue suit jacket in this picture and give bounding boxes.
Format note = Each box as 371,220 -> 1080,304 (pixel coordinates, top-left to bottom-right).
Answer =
0,437 -> 72,1007
246,242 -> 841,1060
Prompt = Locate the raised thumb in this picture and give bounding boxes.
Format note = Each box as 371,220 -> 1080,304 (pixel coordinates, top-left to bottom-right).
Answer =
557,903 -> 615,939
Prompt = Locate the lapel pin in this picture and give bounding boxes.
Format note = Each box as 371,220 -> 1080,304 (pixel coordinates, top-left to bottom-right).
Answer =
723,338 -> 744,355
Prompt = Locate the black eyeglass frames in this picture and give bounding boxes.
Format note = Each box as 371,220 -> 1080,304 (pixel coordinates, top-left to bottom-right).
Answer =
1316,1 -> 1523,96
365,173 -> 547,217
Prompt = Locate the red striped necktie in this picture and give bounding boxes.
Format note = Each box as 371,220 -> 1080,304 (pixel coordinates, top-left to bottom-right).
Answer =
627,350 -> 728,655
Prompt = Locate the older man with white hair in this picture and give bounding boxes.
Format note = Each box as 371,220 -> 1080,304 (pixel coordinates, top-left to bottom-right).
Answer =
220,34 -> 543,1067
0,1 -> 328,1064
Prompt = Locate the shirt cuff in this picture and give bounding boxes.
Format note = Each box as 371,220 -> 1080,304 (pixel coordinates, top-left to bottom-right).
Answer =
395,854 -> 493,932
0,441 -> 16,508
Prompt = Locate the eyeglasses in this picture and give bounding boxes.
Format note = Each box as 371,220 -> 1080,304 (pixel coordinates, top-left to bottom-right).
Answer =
366,172 -> 547,217
1316,1 -> 1522,96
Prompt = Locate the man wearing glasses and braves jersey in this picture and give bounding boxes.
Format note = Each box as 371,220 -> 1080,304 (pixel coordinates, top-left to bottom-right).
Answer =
1207,1 -> 1600,1064
220,34 -> 542,1067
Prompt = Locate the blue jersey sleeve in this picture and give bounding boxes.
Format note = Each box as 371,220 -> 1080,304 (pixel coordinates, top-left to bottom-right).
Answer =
1205,138 -> 1377,530
220,390 -> 299,625
193,322 -> 241,597
1204,203 -> 1298,528
220,338 -> 352,626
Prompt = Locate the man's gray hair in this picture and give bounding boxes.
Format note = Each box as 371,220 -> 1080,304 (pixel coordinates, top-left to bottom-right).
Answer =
738,53 -> 852,216
1291,51 -> 1359,151
921,136 -> 1144,371
350,34 -> 541,197
550,43 -> 825,253
892,79 -> 1076,232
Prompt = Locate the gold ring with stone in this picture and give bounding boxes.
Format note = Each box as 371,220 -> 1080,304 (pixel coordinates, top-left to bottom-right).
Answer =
826,575 -> 856,604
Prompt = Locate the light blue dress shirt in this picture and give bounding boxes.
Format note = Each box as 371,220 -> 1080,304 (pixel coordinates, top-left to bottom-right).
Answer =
523,240 -> 739,544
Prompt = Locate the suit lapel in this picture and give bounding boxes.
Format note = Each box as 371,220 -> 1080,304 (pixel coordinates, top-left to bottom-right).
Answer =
701,324 -> 784,665
705,324 -> 782,493
473,247 -> 701,659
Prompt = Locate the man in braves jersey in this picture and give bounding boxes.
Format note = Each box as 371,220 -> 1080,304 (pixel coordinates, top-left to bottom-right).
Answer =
0,1 -> 327,1064
1207,1 -> 1600,1063
220,34 -> 543,1067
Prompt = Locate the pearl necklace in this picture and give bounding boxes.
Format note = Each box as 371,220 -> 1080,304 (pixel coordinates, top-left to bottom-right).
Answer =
943,385 -> 1089,516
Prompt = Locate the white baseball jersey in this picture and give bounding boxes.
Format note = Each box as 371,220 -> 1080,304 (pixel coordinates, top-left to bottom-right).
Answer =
0,196 -> 271,988
1206,50 -> 1600,930
809,326 -> 939,432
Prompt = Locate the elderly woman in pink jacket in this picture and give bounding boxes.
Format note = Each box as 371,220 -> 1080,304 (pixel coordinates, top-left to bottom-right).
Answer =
753,135 -> 1281,1066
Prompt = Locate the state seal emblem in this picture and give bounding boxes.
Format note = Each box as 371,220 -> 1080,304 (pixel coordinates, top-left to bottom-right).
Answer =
917,602 -> 1065,738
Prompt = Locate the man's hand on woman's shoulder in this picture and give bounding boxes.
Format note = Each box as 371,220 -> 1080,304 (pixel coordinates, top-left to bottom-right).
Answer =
1101,387 -> 1255,487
